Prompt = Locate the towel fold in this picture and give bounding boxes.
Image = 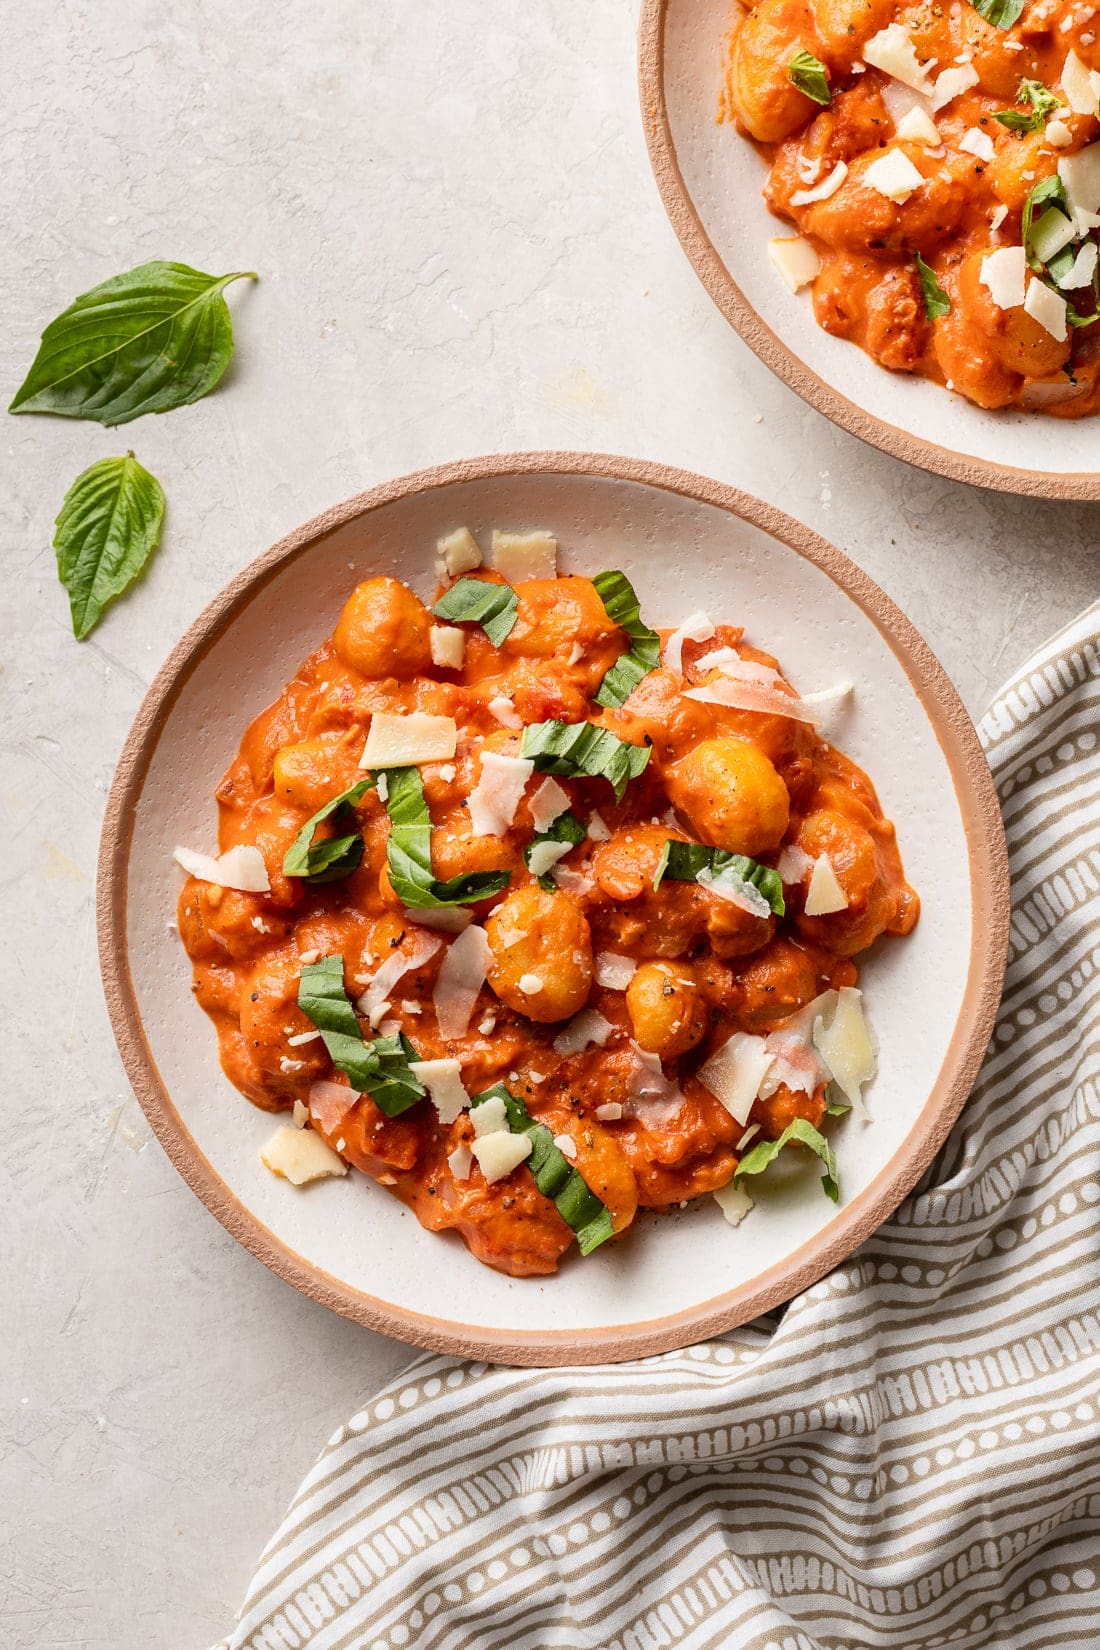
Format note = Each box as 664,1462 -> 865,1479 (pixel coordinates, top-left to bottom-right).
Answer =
215,603 -> 1100,1650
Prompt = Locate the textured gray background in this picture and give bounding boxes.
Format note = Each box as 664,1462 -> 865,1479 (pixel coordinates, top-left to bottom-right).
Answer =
1,3 -> 1097,1646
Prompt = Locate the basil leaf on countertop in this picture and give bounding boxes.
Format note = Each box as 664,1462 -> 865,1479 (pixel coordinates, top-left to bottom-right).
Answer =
382,765 -> 511,908
53,452 -> 165,640
592,570 -> 661,708
915,254 -> 952,320
471,1084 -> 616,1255
431,576 -> 519,646
520,720 -> 651,801
652,839 -> 786,916
297,954 -> 426,1116
734,1116 -> 839,1201
787,49 -> 831,106
282,778 -> 375,884
9,261 -> 256,426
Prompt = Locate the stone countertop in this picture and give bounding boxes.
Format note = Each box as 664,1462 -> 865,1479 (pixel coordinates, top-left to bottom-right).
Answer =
2,3 -> 1096,1647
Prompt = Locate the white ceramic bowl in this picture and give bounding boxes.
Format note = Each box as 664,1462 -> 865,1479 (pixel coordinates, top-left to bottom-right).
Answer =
640,0 -> 1100,498
98,454 -> 1008,1365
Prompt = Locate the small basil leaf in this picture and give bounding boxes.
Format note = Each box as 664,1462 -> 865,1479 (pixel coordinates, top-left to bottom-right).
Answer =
915,254 -> 952,320
1022,174 -> 1071,272
734,1116 -> 839,1201
591,570 -> 661,708
787,49 -> 831,106
651,839 -> 785,916
967,0 -> 1025,27
524,809 -> 587,890
471,1085 -> 615,1254
993,78 -> 1060,131
431,576 -> 519,645
53,452 -> 165,640
382,765 -> 510,907
10,261 -> 256,426
520,720 -> 651,802
282,778 -> 375,883
297,954 -> 426,1116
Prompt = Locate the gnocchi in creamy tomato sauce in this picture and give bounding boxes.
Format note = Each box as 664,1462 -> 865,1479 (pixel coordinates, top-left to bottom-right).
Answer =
727,0 -> 1100,412
175,528 -> 917,1276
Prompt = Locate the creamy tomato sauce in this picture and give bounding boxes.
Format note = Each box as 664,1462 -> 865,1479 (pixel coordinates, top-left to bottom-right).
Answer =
727,0 -> 1100,412
177,560 -> 918,1276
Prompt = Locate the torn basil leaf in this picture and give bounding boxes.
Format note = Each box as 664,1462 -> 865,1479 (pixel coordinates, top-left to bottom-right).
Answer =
10,261 -> 256,426
652,840 -> 785,916
734,1116 -> 839,1201
471,1085 -> 615,1254
53,452 -> 165,639
382,765 -> 510,907
992,78 -> 1060,131
592,570 -> 661,707
915,254 -> 951,320
297,953 -> 426,1116
431,576 -> 518,645
524,809 -> 587,890
282,778 -> 375,883
967,0 -> 1025,27
787,49 -> 831,106
1022,173 -> 1071,273
520,720 -> 651,801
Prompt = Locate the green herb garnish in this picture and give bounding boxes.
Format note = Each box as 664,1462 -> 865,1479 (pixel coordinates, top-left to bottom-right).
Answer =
915,254 -> 952,320
471,1085 -> 615,1254
787,49 -> 831,106
1022,173 -> 1071,273
52,452 -> 165,640
992,79 -> 1060,132
431,576 -> 519,645
297,954 -> 426,1116
382,765 -> 510,908
734,1116 -> 839,1201
967,0 -> 1025,28
10,261 -> 256,426
282,779 -> 375,884
524,809 -> 587,889
652,840 -> 785,916
520,720 -> 650,801
591,570 -> 661,707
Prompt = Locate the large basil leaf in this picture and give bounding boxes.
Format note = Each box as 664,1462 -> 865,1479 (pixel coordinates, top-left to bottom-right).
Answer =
382,765 -> 511,907
282,778 -> 375,884
520,719 -> 651,801
9,261 -> 256,426
592,569 -> 661,708
651,839 -> 785,916
53,452 -> 165,639
297,954 -> 426,1117
734,1117 -> 839,1201
471,1085 -> 615,1254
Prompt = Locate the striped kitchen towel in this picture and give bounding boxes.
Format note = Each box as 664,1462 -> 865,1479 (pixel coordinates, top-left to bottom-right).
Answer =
214,602 -> 1100,1650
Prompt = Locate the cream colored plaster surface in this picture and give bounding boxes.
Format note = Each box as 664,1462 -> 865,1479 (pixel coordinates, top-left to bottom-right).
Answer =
1,3 -> 1095,1646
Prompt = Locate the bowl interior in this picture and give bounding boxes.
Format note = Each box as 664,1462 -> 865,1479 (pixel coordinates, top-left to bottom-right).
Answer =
655,0 -> 1098,487
116,464 -> 991,1356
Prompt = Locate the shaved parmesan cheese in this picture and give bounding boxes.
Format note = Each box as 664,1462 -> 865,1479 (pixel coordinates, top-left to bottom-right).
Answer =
895,106 -> 941,144
595,952 -> 637,990
930,63 -> 979,112
299,948 -> 322,966
736,1124 -> 760,1150
518,972 -> 544,994
625,1045 -> 686,1124
958,126 -> 994,162
527,839 -> 572,878
1061,49 -> 1100,115
713,1180 -> 754,1228
471,1095 -> 507,1136
433,924 -> 491,1038
438,763 -> 456,783
778,844 -> 813,884
1059,144 -> 1100,217
488,694 -> 523,730
1058,239 -> 1098,289
790,161 -> 848,206
415,1057 -> 469,1124
980,245 -> 1026,310
552,1132 -> 577,1159
568,641 -> 585,665
360,712 -> 457,769
757,1027 -> 827,1099
595,1102 -> 623,1121
1024,277 -> 1068,341
467,751 -> 534,836
697,864 -> 773,919
990,204 -> 1008,232
261,1125 -> 347,1185
684,676 -> 816,722
402,905 -> 473,934
375,772 -> 389,803
698,1031 -> 773,1126
586,810 -> 611,841
489,529 -> 558,583
863,149 -> 924,203
813,987 -> 876,1120
430,625 -> 466,670
1046,118 -> 1074,149
448,1143 -> 473,1180
553,1009 -> 614,1056
551,865 -> 594,896
357,931 -> 441,1019
173,843 -> 270,893
308,1080 -> 358,1134
768,236 -> 822,292
437,526 -> 482,576
664,611 -> 715,674
529,777 -> 569,833
1030,207 -> 1077,263
292,1100 -> 309,1128
862,24 -> 933,94
693,649 -> 781,686
471,1131 -> 532,1183
805,854 -> 849,916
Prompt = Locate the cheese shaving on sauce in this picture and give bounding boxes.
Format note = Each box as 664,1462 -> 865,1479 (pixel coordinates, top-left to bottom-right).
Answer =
471,1131 -> 533,1183
488,695 -> 523,730
1060,144 -> 1100,219
980,246 -> 1026,311
1061,49 -> 1100,115
429,625 -> 466,670
930,63 -> 979,112
664,611 -> 715,674
862,24 -> 934,95
414,1057 -> 470,1124
958,127 -> 994,163
595,1102 -> 623,1121
1024,278 -> 1068,341
778,844 -> 814,884
528,776 -> 570,833
470,1094 -> 507,1135
433,924 -> 491,1039
790,161 -> 848,206
595,952 -> 638,989
895,106 -> 941,144
697,864 -> 773,919
553,1009 -> 615,1056
804,854 -> 849,916
260,1125 -> 347,1186
173,844 -> 270,893
360,712 -> 457,769
309,1080 -> 358,1134
448,1143 -> 473,1180
466,751 -> 534,836
402,905 -> 473,934
527,838 -> 573,878
489,530 -> 558,583
863,149 -> 924,204
357,932 -> 442,1019
698,1032 -> 773,1125
684,677 -> 817,722
624,1045 -> 686,1124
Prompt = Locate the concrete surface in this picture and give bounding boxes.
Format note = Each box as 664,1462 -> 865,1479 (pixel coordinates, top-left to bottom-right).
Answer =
1,2 -> 1096,1646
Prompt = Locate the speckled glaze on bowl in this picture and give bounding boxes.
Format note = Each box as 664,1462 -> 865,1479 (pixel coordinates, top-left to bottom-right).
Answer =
97,453 -> 1008,1366
640,0 -> 1100,499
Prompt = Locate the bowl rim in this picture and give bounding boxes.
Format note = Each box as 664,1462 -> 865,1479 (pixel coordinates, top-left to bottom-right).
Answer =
638,0 -> 1100,502
96,450 -> 1010,1366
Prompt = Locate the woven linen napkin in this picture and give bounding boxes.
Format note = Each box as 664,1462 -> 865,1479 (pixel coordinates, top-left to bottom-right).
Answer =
214,603 -> 1100,1650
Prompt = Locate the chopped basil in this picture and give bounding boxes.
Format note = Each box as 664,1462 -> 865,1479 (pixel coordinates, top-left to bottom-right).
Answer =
524,809 -> 587,890
652,839 -> 785,916
520,720 -> 651,801
825,1097 -> 852,1117
787,49 -> 831,106
431,576 -> 518,645
1022,173 -> 1071,273
282,778 -> 375,883
734,1116 -> 839,1201
381,765 -> 510,908
591,570 -> 661,708
992,78 -> 1060,132
967,0 -> 1025,28
915,254 -> 951,320
471,1085 -> 615,1254
296,953 -> 426,1116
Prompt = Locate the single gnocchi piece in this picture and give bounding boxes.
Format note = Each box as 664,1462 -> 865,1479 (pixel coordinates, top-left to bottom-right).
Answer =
485,886 -> 594,1023
666,737 -> 790,857
333,576 -> 434,679
626,962 -> 710,1059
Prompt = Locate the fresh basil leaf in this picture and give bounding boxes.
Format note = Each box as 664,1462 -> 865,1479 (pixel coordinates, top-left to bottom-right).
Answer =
787,49 -> 831,106
524,809 -> 587,890
968,0 -> 1025,28
915,254 -> 952,320
52,452 -> 165,640
297,954 -> 426,1116
1022,174 -> 1071,272
734,1116 -> 839,1201
591,570 -> 661,708
825,1097 -> 852,1117
471,1085 -> 615,1255
282,778 -> 375,883
381,765 -> 510,907
520,720 -> 651,802
431,576 -> 519,645
10,261 -> 256,426
993,79 -> 1060,131
651,839 -> 785,916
